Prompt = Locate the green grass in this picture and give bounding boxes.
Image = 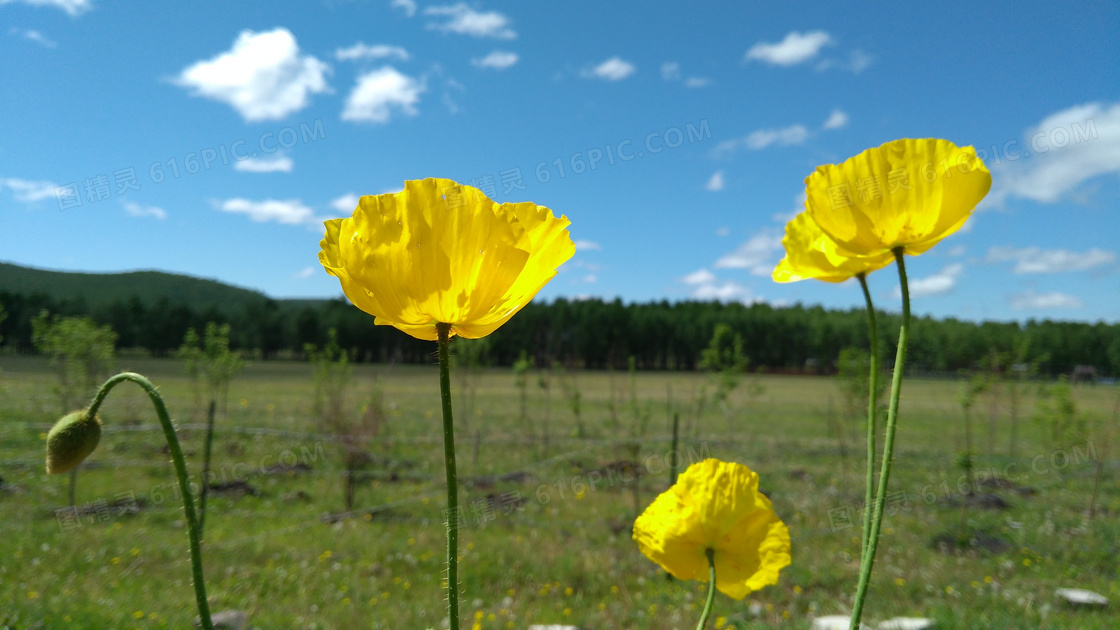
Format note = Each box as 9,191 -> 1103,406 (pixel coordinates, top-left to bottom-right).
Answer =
1,356 -> 1118,629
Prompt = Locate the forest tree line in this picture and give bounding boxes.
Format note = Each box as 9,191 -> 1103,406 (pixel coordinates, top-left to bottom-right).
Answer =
1,289 -> 1118,377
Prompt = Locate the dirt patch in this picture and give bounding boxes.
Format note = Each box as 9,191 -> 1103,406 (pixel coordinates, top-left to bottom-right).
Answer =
282,490 -> 311,503
466,470 -> 534,489
207,480 -> 259,496
262,462 -> 312,475
945,493 -> 1011,510
930,529 -> 1012,555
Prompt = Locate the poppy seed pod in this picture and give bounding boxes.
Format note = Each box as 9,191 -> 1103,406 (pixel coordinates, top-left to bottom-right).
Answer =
45,410 -> 102,474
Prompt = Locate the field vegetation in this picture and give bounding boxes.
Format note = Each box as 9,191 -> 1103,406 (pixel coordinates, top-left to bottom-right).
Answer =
2,355 -> 1118,628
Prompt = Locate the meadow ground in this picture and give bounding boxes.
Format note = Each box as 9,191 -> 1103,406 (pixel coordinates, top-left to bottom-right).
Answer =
1,356 -> 1118,629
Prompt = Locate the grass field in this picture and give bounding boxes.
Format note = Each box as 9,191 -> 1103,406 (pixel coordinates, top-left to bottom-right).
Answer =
1,355 -> 1118,629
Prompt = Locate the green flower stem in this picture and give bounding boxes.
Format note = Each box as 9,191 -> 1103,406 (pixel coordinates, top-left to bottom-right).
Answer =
436,323 -> 460,630
86,372 -> 213,630
696,548 -> 717,630
856,273 -> 879,563
850,249 -> 909,630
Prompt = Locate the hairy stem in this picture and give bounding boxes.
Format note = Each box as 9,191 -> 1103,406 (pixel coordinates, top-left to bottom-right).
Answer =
88,372 -> 213,630
857,273 -> 879,563
437,323 -> 460,630
850,249 -> 909,629
696,548 -> 717,630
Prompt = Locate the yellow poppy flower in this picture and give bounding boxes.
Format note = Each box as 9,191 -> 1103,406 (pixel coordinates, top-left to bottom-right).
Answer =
773,211 -> 895,283
633,459 -> 791,600
805,138 -> 990,257
319,178 -> 575,341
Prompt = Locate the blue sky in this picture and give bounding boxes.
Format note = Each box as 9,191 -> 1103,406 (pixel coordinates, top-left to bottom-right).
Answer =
1,1 -> 1117,323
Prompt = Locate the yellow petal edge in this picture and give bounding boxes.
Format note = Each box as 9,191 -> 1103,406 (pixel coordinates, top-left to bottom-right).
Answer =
319,178 -> 575,341
773,211 -> 895,283
633,459 -> 791,600
805,138 -> 991,258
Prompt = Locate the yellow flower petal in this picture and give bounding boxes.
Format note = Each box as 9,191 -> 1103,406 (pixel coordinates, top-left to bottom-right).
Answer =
772,212 -> 895,283
318,178 -> 574,340
632,459 -> 790,600
805,138 -> 990,257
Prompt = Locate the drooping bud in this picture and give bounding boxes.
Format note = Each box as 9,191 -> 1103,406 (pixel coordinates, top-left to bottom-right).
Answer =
45,410 -> 102,474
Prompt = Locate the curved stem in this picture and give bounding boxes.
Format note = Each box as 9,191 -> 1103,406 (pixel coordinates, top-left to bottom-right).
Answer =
436,323 -> 460,630
87,372 -> 213,630
857,273 -> 879,562
695,548 -> 717,630
850,250 -> 909,629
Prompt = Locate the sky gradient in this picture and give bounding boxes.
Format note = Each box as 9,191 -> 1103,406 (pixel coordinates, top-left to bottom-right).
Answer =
2,1 -> 1118,322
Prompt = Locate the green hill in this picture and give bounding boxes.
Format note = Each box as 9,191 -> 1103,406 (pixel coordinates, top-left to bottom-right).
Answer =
0,261 -> 299,314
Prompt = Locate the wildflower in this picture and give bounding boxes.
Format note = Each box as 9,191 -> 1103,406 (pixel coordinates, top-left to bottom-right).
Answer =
633,459 -> 790,600
317,177 -> 575,630
804,138 -> 990,258
318,178 -> 575,341
773,211 -> 894,283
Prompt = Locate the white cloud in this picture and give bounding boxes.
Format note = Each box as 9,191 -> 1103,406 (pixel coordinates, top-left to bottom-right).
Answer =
234,154 -> 294,173
472,50 -> 518,70
986,246 -> 1117,274
706,171 -> 725,191
330,193 -> 360,213
822,109 -> 848,130
990,101 -> 1120,205
8,27 -> 56,47
390,0 -> 416,17
425,3 -> 516,39
217,198 -> 317,225
746,125 -> 810,149
173,28 -> 330,122
848,50 -> 873,73
582,274 -> 597,283
712,124 -> 811,158
745,31 -> 832,66
122,201 -> 167,220
294,266 -> 316,279
899,263 -> 963,298
582,57 -> 635,81
816,49 -> 874,74
946,245 -> 966,257
574,240 -> 602,251
342,66 -> 424,124
0,177 -> 58,202
658,61 -> 707,86
681,268 -> 716,285
0,0 -> 90,16
335,43 -> 409,62
690,279 -> 759,303
715,227 -> 730,237
1011,291 -> 1083,310
713,231 -> 783,275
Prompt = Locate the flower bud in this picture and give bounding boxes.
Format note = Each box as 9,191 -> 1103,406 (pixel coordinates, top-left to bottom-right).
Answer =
45,410 -> 102,474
